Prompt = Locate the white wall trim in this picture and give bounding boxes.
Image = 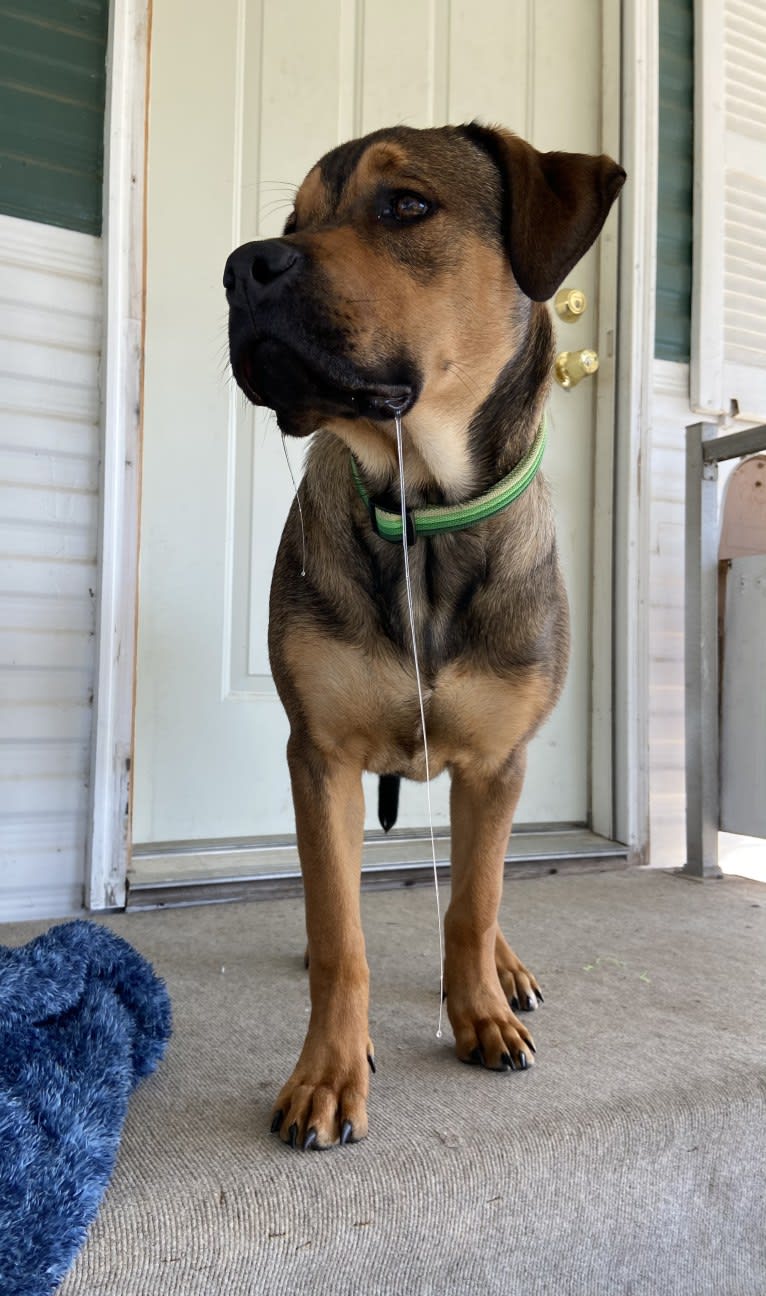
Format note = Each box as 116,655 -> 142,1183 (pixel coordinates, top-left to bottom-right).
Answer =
86,0 -> 150,909
612,0 -> 657,860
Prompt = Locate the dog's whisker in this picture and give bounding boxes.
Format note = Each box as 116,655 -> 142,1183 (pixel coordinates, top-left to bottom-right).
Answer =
215,341 -> 232,376
241,179 -> 299,195
445,361 -> 481,400
259,198 -> 296,218
258,180 -> 299,191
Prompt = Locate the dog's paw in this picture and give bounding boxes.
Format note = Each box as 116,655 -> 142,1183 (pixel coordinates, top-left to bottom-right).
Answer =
495,929 -> 544,1013
447,982 -> 536,1073
270,1038 -> 375,1151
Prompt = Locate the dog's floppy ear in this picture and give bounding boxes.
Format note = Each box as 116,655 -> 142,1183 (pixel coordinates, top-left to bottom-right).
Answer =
463,124 -> 626,302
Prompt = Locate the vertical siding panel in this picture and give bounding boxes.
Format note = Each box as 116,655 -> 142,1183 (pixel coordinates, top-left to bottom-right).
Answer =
648,360 -> 692,867
0,212 -> 101,919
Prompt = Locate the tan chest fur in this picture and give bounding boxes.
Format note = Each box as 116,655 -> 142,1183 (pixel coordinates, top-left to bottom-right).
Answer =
284,629 -> 549,781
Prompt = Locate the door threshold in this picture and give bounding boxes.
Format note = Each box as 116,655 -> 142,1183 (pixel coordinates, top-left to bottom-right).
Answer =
126,828 -> 630,910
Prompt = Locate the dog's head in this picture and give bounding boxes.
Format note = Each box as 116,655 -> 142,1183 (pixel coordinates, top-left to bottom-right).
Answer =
224,124 -> 624,476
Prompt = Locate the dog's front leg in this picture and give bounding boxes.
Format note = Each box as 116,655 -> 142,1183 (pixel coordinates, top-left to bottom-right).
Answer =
271,734 -> 372,1150
445,750 -> 537,1072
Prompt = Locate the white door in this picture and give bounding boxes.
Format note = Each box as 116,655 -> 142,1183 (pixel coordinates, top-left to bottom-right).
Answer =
132,0 -> 617,849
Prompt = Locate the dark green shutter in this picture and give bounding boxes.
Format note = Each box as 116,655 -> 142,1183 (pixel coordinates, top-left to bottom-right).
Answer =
655,0 -> 694,363
0,1 -> 109,235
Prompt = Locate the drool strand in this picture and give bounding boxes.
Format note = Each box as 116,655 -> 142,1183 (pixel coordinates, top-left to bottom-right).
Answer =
394,413 -> 445,1039
281,432 -> 307,577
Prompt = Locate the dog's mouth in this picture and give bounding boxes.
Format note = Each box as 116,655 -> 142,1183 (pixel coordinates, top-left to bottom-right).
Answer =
230,334 -> 419,432
234,351 -> 265,406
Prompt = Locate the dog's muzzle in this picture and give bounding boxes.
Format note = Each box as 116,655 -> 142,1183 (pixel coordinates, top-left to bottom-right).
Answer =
224,238 -> 420,425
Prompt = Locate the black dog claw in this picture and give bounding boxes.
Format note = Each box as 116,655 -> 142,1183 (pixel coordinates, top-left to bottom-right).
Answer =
270,1110 -> 283,1134
340,1120 -> 353,1146
511,996 -> 520,1011
303,1128 -> 318,1152
519,1052 -> 528,1070
288,1122 -> 298,1149
500,1051 -> 515,1071
367,1053 -> 377,1074
536,989 -> 545,1004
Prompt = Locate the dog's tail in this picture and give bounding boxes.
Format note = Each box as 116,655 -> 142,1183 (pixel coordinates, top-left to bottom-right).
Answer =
378,775 -> 400,833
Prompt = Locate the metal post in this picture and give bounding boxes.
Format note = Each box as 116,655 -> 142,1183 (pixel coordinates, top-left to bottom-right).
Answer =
684,425 -> 725,881
684,423 -> 723,878
683,421 -> 766,878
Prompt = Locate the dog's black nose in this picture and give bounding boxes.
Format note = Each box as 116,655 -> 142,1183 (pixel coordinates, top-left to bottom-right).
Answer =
223,239 -> 301,298
222,260 -> 237,293
251,239 -> 300,285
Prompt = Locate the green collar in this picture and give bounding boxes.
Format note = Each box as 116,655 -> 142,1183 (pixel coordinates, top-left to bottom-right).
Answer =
351,415 -> 547,544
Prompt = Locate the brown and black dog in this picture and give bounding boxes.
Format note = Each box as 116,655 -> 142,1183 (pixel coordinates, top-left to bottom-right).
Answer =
224,123 -> 625,1150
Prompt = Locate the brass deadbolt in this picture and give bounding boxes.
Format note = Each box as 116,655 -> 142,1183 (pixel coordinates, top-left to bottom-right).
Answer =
554,287 -> 587,322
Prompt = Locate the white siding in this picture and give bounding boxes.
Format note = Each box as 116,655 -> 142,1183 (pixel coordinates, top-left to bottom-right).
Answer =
723,0 -> 766,394
0,214 -> 101,921
692,0 -> 766,420
648,361 -> 690,868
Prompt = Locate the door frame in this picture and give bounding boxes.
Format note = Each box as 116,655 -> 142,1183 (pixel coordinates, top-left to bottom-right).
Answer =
87,0 -> 150,909
613,0 -> 657,858
87,0 -> 655,908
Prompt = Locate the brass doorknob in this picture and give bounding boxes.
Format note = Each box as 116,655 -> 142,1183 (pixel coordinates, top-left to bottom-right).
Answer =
554,287 -> 587,322
554,348 -> 599,389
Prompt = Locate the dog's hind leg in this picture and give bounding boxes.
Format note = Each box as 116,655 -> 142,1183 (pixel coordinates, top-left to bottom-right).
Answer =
270,734 -> 373,1150
444,748 -> 537,1072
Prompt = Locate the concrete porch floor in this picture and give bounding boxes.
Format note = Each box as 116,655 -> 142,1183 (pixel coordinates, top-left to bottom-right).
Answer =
3,867 -> 765,1295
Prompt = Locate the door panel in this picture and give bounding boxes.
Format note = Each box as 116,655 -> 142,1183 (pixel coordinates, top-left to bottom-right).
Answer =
133,0 -> 611,844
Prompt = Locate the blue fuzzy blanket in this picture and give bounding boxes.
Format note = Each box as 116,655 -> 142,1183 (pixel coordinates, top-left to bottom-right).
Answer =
0,921 -> 172,1296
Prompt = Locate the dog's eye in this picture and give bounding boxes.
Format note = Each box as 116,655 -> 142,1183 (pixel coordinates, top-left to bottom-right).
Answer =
381,192 -> 433,223
283,212 -> 297,235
